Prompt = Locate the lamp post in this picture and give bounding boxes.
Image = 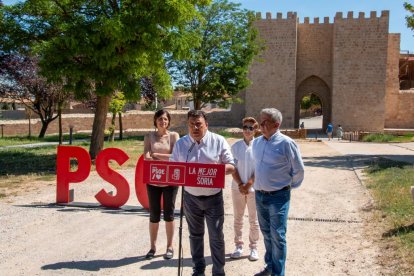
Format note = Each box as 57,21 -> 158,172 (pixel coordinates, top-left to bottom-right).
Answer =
69,124 -> 74,145
0,124 -> 4,138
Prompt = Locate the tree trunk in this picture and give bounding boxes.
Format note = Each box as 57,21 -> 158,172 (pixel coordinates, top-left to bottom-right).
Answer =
38,121 -> 50,138
28,117 -> 32,138
89,94 -> 111,160
118,112 -> 123,140
58,104 -> 63,145
194,99 -> 202,110
27,109 -> 32,139
109,112 -> 116,142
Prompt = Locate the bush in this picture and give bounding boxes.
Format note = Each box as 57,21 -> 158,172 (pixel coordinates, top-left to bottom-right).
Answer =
362,133 -> 395,142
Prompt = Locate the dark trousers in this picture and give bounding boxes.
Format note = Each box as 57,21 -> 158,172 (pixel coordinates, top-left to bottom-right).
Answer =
147,184 -> 179,222
184,191 -> 225,276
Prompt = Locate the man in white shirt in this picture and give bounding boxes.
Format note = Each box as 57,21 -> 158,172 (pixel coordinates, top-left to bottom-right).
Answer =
171,110 -> 235,276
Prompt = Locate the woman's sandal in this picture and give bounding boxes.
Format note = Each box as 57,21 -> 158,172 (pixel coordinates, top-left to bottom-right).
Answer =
164,248 -> 174,260
145,249 -> 156,260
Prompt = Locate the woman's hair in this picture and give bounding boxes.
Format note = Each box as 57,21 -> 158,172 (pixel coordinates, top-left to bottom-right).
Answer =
153,109 -> 171,128
243,117 -> 260,137
242,117 -> 259,129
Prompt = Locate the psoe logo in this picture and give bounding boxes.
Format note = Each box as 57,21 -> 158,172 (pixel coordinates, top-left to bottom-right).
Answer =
150,165 -> 167,183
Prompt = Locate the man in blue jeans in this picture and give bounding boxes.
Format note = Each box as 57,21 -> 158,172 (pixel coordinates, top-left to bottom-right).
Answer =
171,110 -> 235,276
252,108 -> 305,276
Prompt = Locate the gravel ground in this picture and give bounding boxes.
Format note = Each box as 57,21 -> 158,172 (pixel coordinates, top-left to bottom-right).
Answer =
0,140 -> 402,275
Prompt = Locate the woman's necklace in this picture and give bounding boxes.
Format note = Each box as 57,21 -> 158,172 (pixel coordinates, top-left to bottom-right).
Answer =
155,130 -> 168,140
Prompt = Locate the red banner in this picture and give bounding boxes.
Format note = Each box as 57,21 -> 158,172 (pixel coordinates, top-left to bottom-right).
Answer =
143,160 -> 225,188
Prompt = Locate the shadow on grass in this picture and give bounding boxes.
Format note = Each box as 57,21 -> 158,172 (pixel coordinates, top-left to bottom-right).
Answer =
383,223 -> 414,238
0,147 -> 57,175
364,157 -> 412,174
303,155 -> 414,171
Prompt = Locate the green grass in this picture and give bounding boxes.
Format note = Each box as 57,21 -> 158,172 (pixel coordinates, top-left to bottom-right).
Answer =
364,158 -> 414,271
217,130 -> 241,138
0,136 -> 43,147
0,133 -> 91,147
362,133 -> 414,143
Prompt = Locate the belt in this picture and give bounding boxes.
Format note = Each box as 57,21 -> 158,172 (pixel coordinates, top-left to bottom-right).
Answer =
184,190 -> 222,198
256,185 -> 291,194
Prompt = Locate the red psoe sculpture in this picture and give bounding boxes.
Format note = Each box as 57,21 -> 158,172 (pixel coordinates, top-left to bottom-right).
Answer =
94,148 -> 130,208
56,146 -> 91,203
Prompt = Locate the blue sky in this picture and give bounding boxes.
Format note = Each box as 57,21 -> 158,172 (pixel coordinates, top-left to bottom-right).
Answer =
3,0 -> 413,50
234,0 -> 413,51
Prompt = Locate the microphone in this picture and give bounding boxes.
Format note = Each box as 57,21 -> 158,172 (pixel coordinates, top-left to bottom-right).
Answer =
186,142 -> 196,162
179,140 -> 196,275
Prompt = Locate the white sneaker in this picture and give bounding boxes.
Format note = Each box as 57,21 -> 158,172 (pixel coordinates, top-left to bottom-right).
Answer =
230,246 -> 243,259
249,249 -> 259,261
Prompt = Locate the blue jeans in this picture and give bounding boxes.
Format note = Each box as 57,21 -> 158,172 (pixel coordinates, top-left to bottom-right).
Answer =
184,191 -> 225,276
255,189 -> 290,276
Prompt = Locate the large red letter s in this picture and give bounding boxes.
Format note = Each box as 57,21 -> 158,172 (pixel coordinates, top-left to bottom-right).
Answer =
56,146 -> 91,203
95,148 -> 130,208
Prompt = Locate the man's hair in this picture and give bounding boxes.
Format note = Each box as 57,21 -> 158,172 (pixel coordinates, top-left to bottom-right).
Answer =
242,117 -> 259,129
153,109 -> 171,128
261,108 -> 283,125
187,110 -> 207,122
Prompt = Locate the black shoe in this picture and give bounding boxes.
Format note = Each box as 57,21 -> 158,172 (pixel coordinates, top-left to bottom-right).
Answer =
192,269 -> 205,276
254,268 -> 271,276
145,249 -> 156,259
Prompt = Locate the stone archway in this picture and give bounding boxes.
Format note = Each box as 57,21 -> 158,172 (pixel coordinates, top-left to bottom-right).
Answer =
295,76 -> 331,130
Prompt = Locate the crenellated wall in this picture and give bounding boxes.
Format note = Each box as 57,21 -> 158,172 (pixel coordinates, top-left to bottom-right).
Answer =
332,11 -> 389,131
296,17 -> 333,87
245,12 -> 298,127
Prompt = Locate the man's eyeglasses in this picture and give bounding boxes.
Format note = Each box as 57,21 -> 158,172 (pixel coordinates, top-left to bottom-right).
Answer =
242,126 -> 255,131
189,123 -> 204,130
260,120 -> 271,126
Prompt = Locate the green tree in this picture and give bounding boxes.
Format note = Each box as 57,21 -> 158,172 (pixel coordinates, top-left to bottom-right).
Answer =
1,0 -> 209,159
108,91 -> 126,142
300,94 -> 322,114
0,53 -> 69,139
405,2 -> 414,30
168,0 -> 262,110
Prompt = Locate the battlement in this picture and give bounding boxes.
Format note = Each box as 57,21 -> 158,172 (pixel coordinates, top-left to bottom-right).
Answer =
334,10 -> 389,20
256,10 -> 389,24
256,11 -> 297,20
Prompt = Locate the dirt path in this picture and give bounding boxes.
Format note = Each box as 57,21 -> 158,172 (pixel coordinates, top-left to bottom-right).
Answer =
0,141 -> 391,275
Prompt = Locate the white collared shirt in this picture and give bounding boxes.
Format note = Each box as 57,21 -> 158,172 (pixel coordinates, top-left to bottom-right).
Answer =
170,130 -> 235,196
231,139 -> 255,192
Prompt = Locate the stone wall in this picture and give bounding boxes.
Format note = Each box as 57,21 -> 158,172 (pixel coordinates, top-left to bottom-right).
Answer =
332,11 -> 389,131
0,110 -> 242,137
0,110 -> 310,139
296,18 -> 333,129
385,34 -> 414,128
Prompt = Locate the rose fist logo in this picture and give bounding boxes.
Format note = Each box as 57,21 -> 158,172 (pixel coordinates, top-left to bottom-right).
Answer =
151,165 -> 167,182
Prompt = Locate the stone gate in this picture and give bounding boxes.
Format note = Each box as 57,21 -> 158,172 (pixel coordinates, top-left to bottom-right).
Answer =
231,10 -> 414,131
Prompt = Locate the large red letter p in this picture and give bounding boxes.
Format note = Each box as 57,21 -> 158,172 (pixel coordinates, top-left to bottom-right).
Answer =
56,146 -> 91,203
